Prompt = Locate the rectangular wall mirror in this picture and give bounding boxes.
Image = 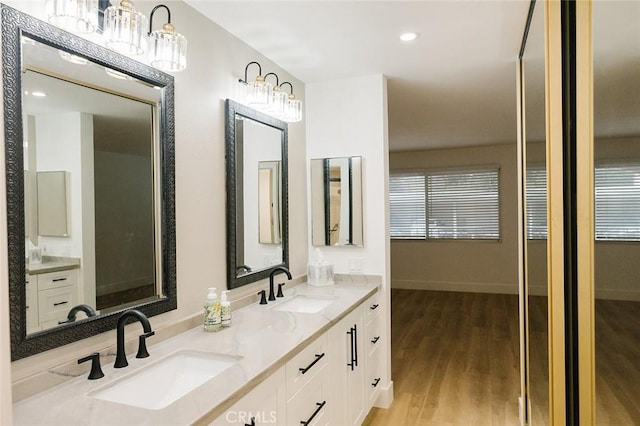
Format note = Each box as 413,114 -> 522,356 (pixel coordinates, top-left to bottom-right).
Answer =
225,99 -> 289,289
310,156 -> 364,246
3,4 -> 176,360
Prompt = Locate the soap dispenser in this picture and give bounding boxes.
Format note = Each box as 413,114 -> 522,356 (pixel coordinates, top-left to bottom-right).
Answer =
220,291 -> 231,327
203,287 -> 221,332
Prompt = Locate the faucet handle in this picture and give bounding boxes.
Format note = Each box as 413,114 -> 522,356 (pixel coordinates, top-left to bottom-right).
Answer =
277,283 -> 285,298
136,331 -> 155,359
258,290 -> 268,305
78,352 -> 105,380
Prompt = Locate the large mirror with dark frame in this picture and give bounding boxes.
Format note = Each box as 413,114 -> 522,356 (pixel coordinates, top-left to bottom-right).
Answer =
2,4 -> 176,360
225,99 -> 288,289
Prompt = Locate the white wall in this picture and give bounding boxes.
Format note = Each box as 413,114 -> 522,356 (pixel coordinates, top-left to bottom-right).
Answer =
306,74 -> 392,405
1,0 -> 308,410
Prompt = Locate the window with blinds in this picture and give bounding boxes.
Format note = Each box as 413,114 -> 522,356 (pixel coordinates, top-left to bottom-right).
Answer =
389,167 -> 500,240
522,162 -> 640,241
525,165 -> 548,239
389,172 -> 426,238
595,162 -> 640,241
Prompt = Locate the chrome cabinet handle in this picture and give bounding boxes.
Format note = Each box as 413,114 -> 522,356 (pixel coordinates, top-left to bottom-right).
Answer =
299,353 -> 325,374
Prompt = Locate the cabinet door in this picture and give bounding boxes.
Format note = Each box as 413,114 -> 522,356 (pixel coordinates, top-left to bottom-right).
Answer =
328,304 -> 365,426
25,274 -> 39,333
210,366 -> 286,426
286,365 -> 329,426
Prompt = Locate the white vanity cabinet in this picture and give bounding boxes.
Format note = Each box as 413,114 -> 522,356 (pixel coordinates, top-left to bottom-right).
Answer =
32,269 -> 79,330
209,366 -> 287,426
209,290 -> 382,426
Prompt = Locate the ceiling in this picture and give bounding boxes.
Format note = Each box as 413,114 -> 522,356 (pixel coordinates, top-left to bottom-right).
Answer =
186,0 -> 532,151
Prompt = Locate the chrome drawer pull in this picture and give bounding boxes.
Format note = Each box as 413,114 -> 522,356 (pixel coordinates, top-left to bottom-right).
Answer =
52,277 -> 68,282
53,301 -> 69,306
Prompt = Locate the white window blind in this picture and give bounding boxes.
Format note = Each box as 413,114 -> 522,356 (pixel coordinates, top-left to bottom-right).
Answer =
389,167 -> 500,240
389,172 -> 426,239
595,163 -> 640,241
525,165 -> 548,239
426,168 -> 500,239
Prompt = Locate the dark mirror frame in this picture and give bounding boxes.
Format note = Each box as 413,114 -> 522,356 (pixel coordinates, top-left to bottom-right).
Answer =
2,4 -> 177,360
225,99 -> 289,289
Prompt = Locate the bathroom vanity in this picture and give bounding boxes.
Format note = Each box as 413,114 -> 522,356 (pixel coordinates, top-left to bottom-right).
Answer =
12,280 -> 384,425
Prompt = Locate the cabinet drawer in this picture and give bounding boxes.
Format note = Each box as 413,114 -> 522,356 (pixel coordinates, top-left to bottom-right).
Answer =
285,333 -> 328,399
286,367 -> 329,426
364,291 -> 382,321
37,269 -> 77,291
210,367 -> 286,426
38,285 -> 77,324
366,344 -> 382,408
365,314 -> 382,357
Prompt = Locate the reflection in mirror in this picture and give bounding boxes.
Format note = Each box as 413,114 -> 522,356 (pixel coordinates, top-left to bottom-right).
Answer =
310,157 -> 363,246
258,161 -> 282,244
593,2 -> 640,422
226,99 -> 288,289
4,4 -> 176,360
521,0 -> 548,423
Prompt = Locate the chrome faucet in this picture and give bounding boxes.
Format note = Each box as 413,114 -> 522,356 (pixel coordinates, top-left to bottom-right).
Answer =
268,266 -> 292,302
114,309 -> 155,368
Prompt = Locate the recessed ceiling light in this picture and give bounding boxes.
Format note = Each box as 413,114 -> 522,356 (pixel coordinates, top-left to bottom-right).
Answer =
31,91 -> 47,97
400,32 -> 419,42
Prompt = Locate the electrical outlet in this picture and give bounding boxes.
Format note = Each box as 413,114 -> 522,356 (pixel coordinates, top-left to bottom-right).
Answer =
348,257 -> 364,274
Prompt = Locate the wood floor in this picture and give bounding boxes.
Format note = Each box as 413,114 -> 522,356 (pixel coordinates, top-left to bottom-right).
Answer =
363,290 -> 640,425
363,289 -> 521,426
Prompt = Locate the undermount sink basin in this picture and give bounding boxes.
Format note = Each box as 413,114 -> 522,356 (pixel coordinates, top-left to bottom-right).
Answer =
272,295 -> 337,314
90,350 -> 240,410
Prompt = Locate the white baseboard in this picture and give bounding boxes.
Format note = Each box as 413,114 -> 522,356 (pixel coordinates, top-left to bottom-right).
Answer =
373,380 -> 394,409
595,288 -> 640,301
392,280 -> 518,295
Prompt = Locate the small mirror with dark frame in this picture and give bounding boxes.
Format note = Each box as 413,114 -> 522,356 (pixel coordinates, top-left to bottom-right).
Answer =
225,99 -> 288,289
2,4 -> 176,360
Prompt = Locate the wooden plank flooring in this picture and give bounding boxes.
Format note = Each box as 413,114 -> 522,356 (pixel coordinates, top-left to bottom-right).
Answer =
364,290 -> 640,425
363,289 -> 521,426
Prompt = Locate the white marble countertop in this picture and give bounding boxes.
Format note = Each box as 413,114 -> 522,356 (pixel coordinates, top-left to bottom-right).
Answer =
26,257 -> 80,275
13,281 -> 379,426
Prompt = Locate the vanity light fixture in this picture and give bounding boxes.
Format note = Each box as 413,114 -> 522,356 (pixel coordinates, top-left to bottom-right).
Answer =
103,0 -> 147,56
58,50 -> 89,65
45,0 -> 99,34
280,81 -> 302,123
147,4 -> 187,72
264,72 -> 287,119
240,61 -> 272,108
